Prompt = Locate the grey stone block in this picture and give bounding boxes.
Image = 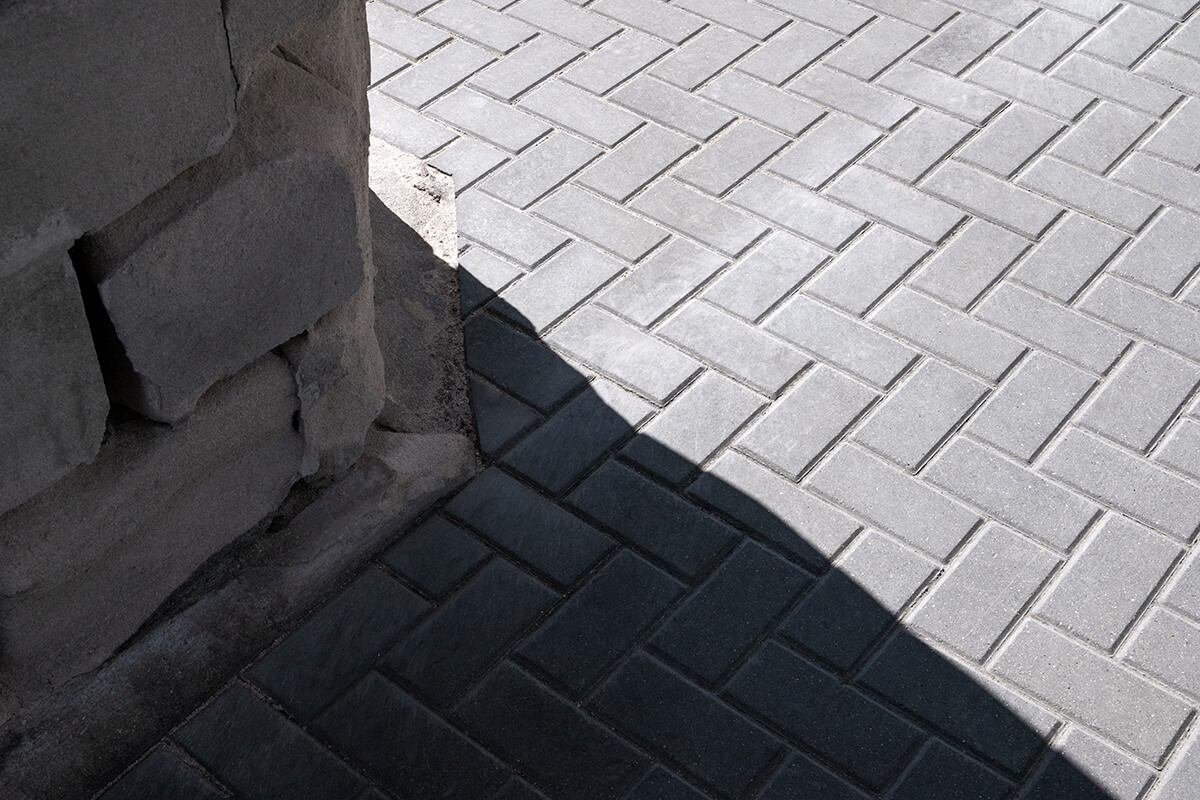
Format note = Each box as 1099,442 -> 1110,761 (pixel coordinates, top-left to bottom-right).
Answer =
1081,4 -> 1173,67
482,131 -> 601,209
1154,418 -> 1200,481
471,35 -> 583,102
768,114 -> 882,190
878,61 -> 1005,125
863,109 -> 974,183
1009,213 -> 1127,303
908,219 -> 1030,309
1080,344 -> 1200,452
1080,276 -> 1200,363
519,79 -> 642,147
789,66 -> 917,130
561,31 -> 671,95
652,27 -> 757,91
922,161 -> 1063,240
469,377 -> 541,458
958,102 -> 1067,179
1125,607 -> 1200,700
910,12 -> 1008,75
736,21 -> 840,84
381,516 -> 491,600
509,0 -> 621,48
1110,208 -> 1200,295
1139,723 -> 1200,800
431,137 -> 508,193
369,92 -> 457,158
827,167 -> 966,245
577,124 -> 696,203
888,741 -> 1011,800
1113,153 -> 1200,217
776,0 -> 872,34
598,238 -> 728,328
381,39 -> 494,108
1051,102 -> 1154,174
674,121 -> 789,197
367,3 -> 450,59
1018,157 -> 1159,233
969,57 -> 1094,120
459,189 -> 569,267
98,748 -> 225,800
428,88 -> 551,153
494,242 -> 624,333
535,185 -> 669,262
1142,97 -> 1200,168
464,313 -> 587,413
698,71 -> 823,136
729,174 -> 869,251
630,180 -> 769,257
674,0 -> 788,38
1056,52 -> 1180,116
224,0 -> 345,92
826,17 -> 925,80
611,76 -> 737,141
805,224 -> 930,314
1024,726 -> 1154,800
590,0 -> 705,44
422,0 -> 536,52
703,232 -> 827,322
369,44 -> 408,87
997,9 -> 1092,70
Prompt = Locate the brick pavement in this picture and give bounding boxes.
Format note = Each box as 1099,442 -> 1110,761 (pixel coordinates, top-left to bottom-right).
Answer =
99,0 -> 1200,797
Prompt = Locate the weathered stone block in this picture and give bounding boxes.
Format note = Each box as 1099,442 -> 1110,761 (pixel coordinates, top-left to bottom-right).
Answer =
0,251 -> 108,516
278,0 -> 372,129
0,0 -> 236,273
0,353 -> 304,697
75,55 -> 368,424
224,0 -> 342,93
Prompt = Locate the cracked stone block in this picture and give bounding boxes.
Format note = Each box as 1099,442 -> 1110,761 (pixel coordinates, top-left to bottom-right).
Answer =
224,0 -> 342,94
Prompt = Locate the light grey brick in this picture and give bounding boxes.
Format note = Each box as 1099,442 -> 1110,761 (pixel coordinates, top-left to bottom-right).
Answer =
1155,418 -> 1200,481
1032,727 -> 1154,800
854,360 -> 987,470
804,224 -> 931,315
925,437 -> 1100,550
369,4 -> 453,58
1051,102 -> 1155,174
952,0 -> 1039,26
650,26 -> 756,91
589,0 -> 705,45
908,220 -> 1030,309
1040,428 -> 1200,541
611,76 -> 737,140
673,0 -> 788,39
835,530 -> 938,612
738,366 -> 876,478
805,444 -> 981,560
690,450 -> 862,566
1144,0 -> 1200,19
854,0 -> 955,29
910,12 -> 1008,75
966,352 -> 1095,462
1166,16 -> 1200,59
1037,0 -> 1118,22
1079,275 -> 1200,363
825,167 -> 967,245
1038,514 -> 1179,650
658,301 -> 810,395
956,104 -> 1066,178
630,180 -> 769,257
912,524 -> 1059,661
1113,152 -> 1200,216
826,18 -> 926,80
380,40 -> 495,108
1081,344 -> 1200,452
992,620 -> 1191,764
576,124 -> 695,203
870,287 -> 1027,381
766,295 -> 920,389
1111,208 -> 1200,295
429,136 -> 508,191
422,0 -> 537,52
925,162 -> 1064,239
470,35 -> 584,101
1010,214 -> 1126,302
597,238 -> 728,327
547,305 -> 701,402
974,282 -> 1131,374
369,92 -> 458,158
427,88 -> 551,152
736,21 -> 841,85
768,114 -> 883,190
458,189 -> 570,266
700,72 -> 824,137
675,121 -> 789,196
519,79 -> 642,147
1156,726 -> 1200,800
535,185 -> 669,261
761,0 -> 873,35
997,9 -> 1092,71
621,371 -> 765,484
459,246 -> 524,314
862,109 -> 974,183
1081,5 -> 1175,68
1142,98 -> 1200,169
382,0 -> 440,12
480,131 -> 601,208
1165,549 -> 1200,621
1018,157 -> 1160,233
703,233 -> 828,322
729,174 -> 870,251
1126,608 -> 1200,700
789,66 -> 918,130
1054,53 -> 1181,116
493,243 -> 625,333
969,57 -> 1095,120
878,61 -> 1006,125
1138,48 -> 1200,95
369,44 -> 408,87
509,0 -> 620,48
561,31 -> 671,95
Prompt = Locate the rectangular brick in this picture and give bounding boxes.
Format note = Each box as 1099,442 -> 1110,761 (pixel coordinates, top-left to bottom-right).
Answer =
1155,724 -> 1200,800
738,365 -> 876,478
1137,49 -> 1200,95
651,26 -> 756,91
736,21 -> 841,85
659,301 -> 810,395
535,185 -> 668,261
674,120 -> 789,197
589,0 -> 705,45
969,57 -> 1095,120
625,767 -> 707,800
480,131 -> 600,209
630,179 -> 769,257
1018,157 -> 1160,233
992,620 -> 1191,763
789,66 -> 917,130
428,88 -> 551,152
853,359 -> 987,470
890,741 -> 1012,800
1125,607 -> 1200,699
509,0 -> 620,47
430,137 -> 507,192
766,294 -> 920,388
913,524 -> 1059,661
468,377 -> 541,458
925,436 -> 1100,550
1050,102 -> 1155,174
956,104 -> 1066,178
768,114 -> 882,190
826,18 -> 926,80
826,167 -> 966,245
465,314 -> 585,412
953,0 -> 1039,25
1082,5 -> 1172,66
974,282 -> 1131,374
966,352 -> 1095,461
923,161 -> 1063,239
704,232 -> 828,321
368,4 -> 452,58
382,516 -> 491,600
576,123 -> 695,203
598,238 -> 728,328
1111,208 -> 1200,295
611,76 -> 737,140
369,92 -> 457,158
651,540 -> 812,683
729,173 -> 869,251
870,287 -> 1027,381
99,749 -> 224,800
862,109 -> 974,183
470,35 -> 583,101
699,71 -> 824,136
380,40 -> 495,108
761,0 -> 873,34
1024,727 -> 1155,800
1041,428 -> 1200,541
1142,98 -> 1200,168
1155,418 -> 1200,481
1037,0 -> 1119,22
369,44 -> 407,87
997,9 -> 1092,71
673,0 -> 789,38
1080,344 -> 1200,452
910,12 -> 1008,75
1113,152 -> 1200,216
879,61 -> 1005,125
908,220 -> 1030,309
519,79 -> 642,147
1009,213 -> 1127,302
1079,275 -> 1200,362
548,306 -> 701,403
856,0 -> 956,29
459,190 -> 569,267
804,224 -> 931,314
518,549 -> 684,695
1055,53 -> 1181,116
622,370 -> 766,485
805,444 -> 980,560
757,755 -> 869,800
561,30 -> 671,95
422,0 -> 536,52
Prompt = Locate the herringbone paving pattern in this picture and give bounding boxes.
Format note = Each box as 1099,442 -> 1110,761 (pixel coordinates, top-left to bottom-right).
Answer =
102,0 -> 1200,797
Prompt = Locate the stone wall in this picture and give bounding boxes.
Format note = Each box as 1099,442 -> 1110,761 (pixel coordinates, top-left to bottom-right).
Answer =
0,0 -> 471,722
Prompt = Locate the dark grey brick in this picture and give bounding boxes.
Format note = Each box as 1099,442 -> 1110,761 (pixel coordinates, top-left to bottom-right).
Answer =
1056,52 -> 1180,116
789,65 -> 918,130
726,641 -> 922,792
509,0 -> 621,48
368,92 -> 457,158
1110,207 -> 1200,295
889,741 -> 1011,800
729,173 -> 869,251
518,548 -> 684,695
251,567 -> 430,720
598,238 -> 728,328
651,540 -> 812,683
470,34 -> 584,101
956,104 -> 1066,178
493,242 -> 624,333
998,9 -> 1092,71
458,190 -> 570,267
674,120 -> 789,197
368,3 -> 453,58
769,113 -> 882,190
826,17 -> 926,80
1079,344 -> 1200,452
590,0 -> 706,45
910,12 -> 1008,75
1051,101 -> 1154,174
520,79 -> 643,147
1009,212 -> 1127,302
382,515 -> 491,600
561,30 -> 672,95
922,161 -> 1063,240
611,76 -> 737,141
98,748 -> 225,800
1023,727 -> 1154,800
577,123 -> 696,203
464,313 -> 587,412
568,460 -> 739,580
862,109 -> 974,183
469,377 -> 542,457
492,778 -> 549,800
651,26 -> 756,91
699,71 -> 824,136
380,557 -> 559,706
480,131 -> 601,209
446,468 -> 612,586
176,684 -> 364,800
908,219 -> 1030,309
1124,607 -> 1200,699
630,179 -> 769,257
428,88 -> 551,152
590,652 -> 784,797
1018,156 -> 1160,234
673,0 -> 789,39
756,753 -> 869,800
622,766 -> 707,800
503,377 -> 654,494
879,61 -> 1005,125
1079,275 -> 1200,363
804,224 -> 931,314
315,673 -> 506,800
736,21 -> 841,85
535,185 -> 669,261
703,232 -> 828,322
422,0 -> 537,52
381,40 -> 495,108
969,57 -> 1095,120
